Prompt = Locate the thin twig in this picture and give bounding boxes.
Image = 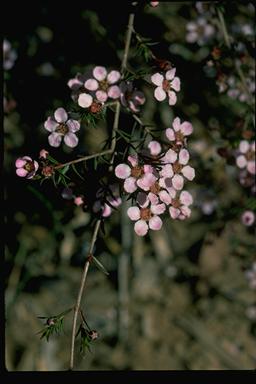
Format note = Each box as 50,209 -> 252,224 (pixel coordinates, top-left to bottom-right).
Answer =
69,9 -> 136,370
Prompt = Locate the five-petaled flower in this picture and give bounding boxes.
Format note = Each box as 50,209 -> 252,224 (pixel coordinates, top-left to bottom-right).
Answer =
127,202 -> 166,236
15,156 -> 39,179
151,68 -> 180,105
44,107 -> 80,148
236,140 -> 255,175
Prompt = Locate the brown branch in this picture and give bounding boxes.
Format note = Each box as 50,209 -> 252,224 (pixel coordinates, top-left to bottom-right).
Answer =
69,9 -> 136,370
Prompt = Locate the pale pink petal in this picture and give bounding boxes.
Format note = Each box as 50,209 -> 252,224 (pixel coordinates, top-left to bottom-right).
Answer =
164,149 -> 178,163
127,206 -> 141,221
96,90 -> 108,102
44,117 -> 58,132
165,68 -> 176,80
143,164 -> 154,173
239,140 -> 250,154
16,168 -> 28,177
168,91 -> 177,105
148,192 -> 159,205
128,155 -> 138,167
34,161 -> 39,172
54,107 -> 68,123
169,206 -> 180,219
151,203 -> 166,215
159,190 -> 172,205
149,216 -> 163,230
48,132 -> 62,147
107,70 -> 121,84
148,140 -> 162,156
136,192 -> 149,208
180,190 -> 193,206
134,91 -> 145,104
165,128 -> 175,141
78,93 -> 93,108
115,164 -> 131,179
102,204 -> 112,217
134,220 -> 148,236
124,177 -> 137,193
84,79 -> 99,91
179,149 -> 190,165
151,73 -> 164,86
154,87 -> 166,101
67,78 -> 83,90
165,187 -> 176,198
64,132 -> 78,148
66,119 -> 80,132
171,77 -> 180,92
236,155 -> 247,169
15,158 -> 27,168
172,174 -> 184,190
250,142 -> 255,152
180,121 -> 193,136
181,165 -> 195,181
247,161 -> 256,175
93,66 -> 107,81
108,85 -> 121,99
172,117 -> 181,131
180,205 -> 191,218
22,156 -> 33,162
160,164 -> 173,178
74,196 -> 84,206
137,173 -> 157,191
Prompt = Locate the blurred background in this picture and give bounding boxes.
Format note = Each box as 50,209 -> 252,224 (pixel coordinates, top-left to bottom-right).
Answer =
4,1 -> 256,370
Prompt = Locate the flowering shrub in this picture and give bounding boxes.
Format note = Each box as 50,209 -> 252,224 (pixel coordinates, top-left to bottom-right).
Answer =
4,0 -> 256,372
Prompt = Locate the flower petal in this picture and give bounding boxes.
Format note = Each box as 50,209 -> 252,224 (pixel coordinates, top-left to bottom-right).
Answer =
54,107 -> 68,123
165,68 -> 176,80
236,155 -> 247,169
48,132 -> 62,147
180,190 -> 193,206
107,70 -> 121,84
93,66 -> 107,81
168,91 -> 177,105
172,174 -> 184,190
134,220 -> 148,236
44,117 -> 58,132
115,164 -> 131,179
172,117 -> 181,131
151,203 -> 166,215
171,77 -> 180,92
16,168 -> 28,177
108,85 -> 120,99
154,87 -> 166,101
169,206 -> 180,219
164,148 -> 178,163
149,216 -> 163,230
151,73 -> 164,86
127,206 -> 141,221
102,204 -> 112,217
66,119 -> 80,132
84,79 -> 99,91
128,155 -> 138,167
137,173 -> 156,191
159,190 -> 172,205
64,132 -> 78,148
15,158 -> 27,168
179,149 -> 190,165
148,140 -> 162,156
181,165 -> 195,180
96,90 -> 108,102
180,121 -> 193,136
124,177 -> 137,193
165,128 -> 175,141
78,93 -> 93,108
247,161 -> 256,175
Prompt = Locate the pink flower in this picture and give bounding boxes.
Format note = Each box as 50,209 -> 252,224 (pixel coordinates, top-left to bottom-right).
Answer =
3,39 -> 17,70
150,1 -> 159,7
241,210 -> 255,226
186,17 -> 215,46
39,149 -> 49,159
115,156 -> 156,193
151,68 -> 180,105
15,156 -> 39,179
77,93 -> 93,109
165,117 -> 193,145
127,202 -> 166,236
236,140 -> 255,175
74,196 -> 84,206
84,66 -> 121,103
44,107 -> 80,148
169,190 -> 193,220
119,81 -> 145,113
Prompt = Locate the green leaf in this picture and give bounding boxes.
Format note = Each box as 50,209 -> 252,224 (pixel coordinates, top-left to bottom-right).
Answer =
92,256 -> 109,275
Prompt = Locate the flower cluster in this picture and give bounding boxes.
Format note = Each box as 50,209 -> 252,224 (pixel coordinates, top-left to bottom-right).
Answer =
186,17 -> 215,46
115,116 -> 195,236
3,39 -> 17,71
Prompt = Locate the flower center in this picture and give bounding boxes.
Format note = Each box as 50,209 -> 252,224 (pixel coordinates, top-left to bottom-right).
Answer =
99,79 -> 109,91
42,165 -> 54,177
24,161 -> 35,172
150,181 -> 161,194
140,208 -> 152,221
56,123 -> 68,135
172,161 -> 182,173
90,101 -> 102,114
131,166 -> 144,178
175,131 -> 184,143
162,79 -> 170,92
171,198 -> 180,208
